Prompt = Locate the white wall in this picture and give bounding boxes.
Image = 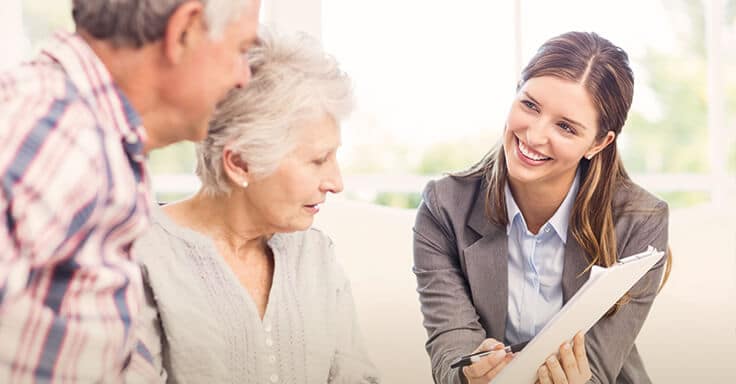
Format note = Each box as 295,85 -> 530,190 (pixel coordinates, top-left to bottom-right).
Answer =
0,0 -> 29,71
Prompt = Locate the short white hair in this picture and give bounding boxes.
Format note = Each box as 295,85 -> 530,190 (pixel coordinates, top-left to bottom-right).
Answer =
195,29 -> 354,196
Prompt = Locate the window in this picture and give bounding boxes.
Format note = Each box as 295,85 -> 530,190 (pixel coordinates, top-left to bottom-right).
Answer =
10,0 -> 735,207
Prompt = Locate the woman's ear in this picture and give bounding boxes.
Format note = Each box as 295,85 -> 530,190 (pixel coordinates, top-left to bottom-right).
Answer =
222,148 -> 250,188
585,131 -> 616,160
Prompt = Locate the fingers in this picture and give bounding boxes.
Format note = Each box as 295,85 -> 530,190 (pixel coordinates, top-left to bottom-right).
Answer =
462,338 -> 512,383
558,341 -> 578,378
474,338 -> 503,353
464,351 -> 513,383
462,349 -> 507,379
545,355 -> 569,384
538,333 -> 591,384
573,332 -> 591,376
537,365 -> 552,384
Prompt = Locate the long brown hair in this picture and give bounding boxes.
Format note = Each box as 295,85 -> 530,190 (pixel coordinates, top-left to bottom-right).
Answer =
458,32 -> 671,307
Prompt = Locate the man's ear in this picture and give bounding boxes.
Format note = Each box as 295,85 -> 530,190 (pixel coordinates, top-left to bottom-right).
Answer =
585,131 -> 616,160
222,148 -> 250,187
162,1 -> 206,64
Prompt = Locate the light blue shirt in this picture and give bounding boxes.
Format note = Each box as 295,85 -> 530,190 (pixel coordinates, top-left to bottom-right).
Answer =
503,172 -> 580,345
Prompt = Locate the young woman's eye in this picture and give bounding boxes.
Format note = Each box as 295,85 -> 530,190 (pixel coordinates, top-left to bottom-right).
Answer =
558,121 -> 576,134
521,99 -> 538,112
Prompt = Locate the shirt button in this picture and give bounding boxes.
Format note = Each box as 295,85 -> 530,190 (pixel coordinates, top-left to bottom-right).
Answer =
265,337 -> 273,347
545,227 -> 551,233
264,323 -> 272,332
125,132 -> 139,144
270,374 -> 279,383
268,355 -> 276,364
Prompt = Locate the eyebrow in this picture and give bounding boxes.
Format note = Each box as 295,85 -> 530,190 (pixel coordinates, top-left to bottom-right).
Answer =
522,91 -> 589,131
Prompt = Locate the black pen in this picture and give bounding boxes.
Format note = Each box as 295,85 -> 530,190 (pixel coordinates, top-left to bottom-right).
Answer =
450,340 -> 529,369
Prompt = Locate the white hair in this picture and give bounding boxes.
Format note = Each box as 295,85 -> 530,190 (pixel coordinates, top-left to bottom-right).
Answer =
195,29 -> 354,196
72,0 -> 254,47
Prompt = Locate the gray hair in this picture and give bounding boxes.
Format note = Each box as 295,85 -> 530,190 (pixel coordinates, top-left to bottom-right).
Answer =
195,29 -> 354,196
72,0 -> 254,47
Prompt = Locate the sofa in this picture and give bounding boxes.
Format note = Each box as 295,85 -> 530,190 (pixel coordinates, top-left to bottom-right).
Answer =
313,198 -> 736,383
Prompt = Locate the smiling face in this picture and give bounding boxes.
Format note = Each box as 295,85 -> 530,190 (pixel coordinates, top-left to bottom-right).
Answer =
243,113 -> 344,233
503,75 -> 614,192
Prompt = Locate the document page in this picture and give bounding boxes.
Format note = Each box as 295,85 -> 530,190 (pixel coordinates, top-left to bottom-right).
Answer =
492,246 -> 665,384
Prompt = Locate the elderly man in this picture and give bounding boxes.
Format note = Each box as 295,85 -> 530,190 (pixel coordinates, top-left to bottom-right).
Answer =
0,0 -> 259,382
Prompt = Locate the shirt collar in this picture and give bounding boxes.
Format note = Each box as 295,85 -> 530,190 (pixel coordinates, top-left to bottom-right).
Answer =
504,168 -> 580,243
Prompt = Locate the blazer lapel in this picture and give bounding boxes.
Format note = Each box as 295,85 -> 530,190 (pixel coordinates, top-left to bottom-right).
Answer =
561,232 -> 592,302
464,189 -> 508,341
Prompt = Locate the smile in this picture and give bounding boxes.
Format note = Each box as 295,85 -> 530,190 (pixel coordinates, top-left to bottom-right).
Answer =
517,137 -> 552,161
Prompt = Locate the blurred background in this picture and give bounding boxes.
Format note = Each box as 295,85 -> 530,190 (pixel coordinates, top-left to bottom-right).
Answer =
4,0 -> 734,382
6,0 -> 733,209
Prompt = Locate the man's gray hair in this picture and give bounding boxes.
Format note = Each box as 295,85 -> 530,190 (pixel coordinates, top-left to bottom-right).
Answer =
195,29 -> 354,196
72,0 -> 253,47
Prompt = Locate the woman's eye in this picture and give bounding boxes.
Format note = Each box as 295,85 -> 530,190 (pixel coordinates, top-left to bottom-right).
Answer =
558,122 -> 575,134
521,100 -> 538,111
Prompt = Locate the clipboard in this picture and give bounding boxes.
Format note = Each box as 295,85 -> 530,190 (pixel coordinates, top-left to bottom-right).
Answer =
492,246 -> 665,384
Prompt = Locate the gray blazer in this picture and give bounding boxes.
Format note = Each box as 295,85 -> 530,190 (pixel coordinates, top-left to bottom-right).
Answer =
412,174 -> 668,384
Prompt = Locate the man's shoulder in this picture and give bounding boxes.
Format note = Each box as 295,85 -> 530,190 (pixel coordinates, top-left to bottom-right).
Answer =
0,59 -> 105,158
0,57 -> 77,104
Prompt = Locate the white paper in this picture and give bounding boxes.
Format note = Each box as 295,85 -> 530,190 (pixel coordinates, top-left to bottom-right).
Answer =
492,246 -> 665,384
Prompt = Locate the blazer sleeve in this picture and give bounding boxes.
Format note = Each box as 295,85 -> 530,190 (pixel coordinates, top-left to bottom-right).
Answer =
585,200 -> 669,383
412,181 -> 486,384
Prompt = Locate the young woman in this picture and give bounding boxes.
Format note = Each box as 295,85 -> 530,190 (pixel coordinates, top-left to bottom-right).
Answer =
413,31 -> 671,384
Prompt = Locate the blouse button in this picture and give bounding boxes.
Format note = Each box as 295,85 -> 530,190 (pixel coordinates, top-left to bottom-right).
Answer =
270,374 -> 279,383
265,337 -> 273,347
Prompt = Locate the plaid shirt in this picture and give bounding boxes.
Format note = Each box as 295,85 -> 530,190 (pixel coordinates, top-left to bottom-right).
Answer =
0,32 -> 154,383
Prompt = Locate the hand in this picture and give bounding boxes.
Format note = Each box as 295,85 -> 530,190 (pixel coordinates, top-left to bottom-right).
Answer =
462,338 -> 514,384
535,332 -> 592,384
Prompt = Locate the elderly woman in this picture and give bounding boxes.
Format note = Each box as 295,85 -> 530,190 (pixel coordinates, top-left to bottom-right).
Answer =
126,31 -> 380,384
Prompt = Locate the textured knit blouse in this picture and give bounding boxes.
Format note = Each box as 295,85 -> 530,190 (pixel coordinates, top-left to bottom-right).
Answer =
127,206 -> 381,384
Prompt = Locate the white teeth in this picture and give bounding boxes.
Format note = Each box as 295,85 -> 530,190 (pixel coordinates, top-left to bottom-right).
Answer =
518,140 -> 550,161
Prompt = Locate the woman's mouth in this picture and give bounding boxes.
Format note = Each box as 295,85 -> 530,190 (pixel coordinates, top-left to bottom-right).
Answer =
304,203 -> 321,214
517,137 -> 552,162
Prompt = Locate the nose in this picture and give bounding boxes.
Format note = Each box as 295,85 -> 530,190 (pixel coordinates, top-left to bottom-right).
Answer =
525,117 -> 550,147
321,162 -> 344,194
